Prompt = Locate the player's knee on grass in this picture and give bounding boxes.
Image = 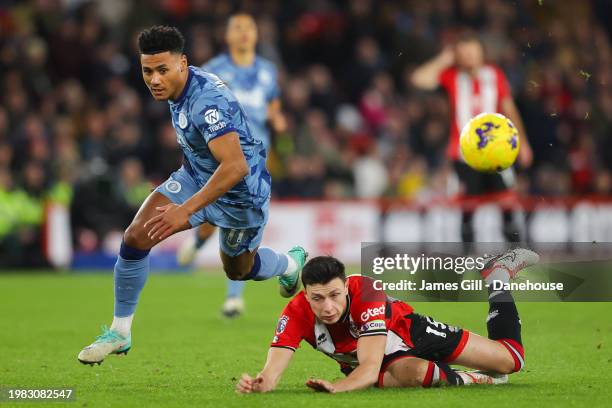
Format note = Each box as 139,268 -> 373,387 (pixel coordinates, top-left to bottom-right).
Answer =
454,333 -> 523,375
197,223 -> 217,241
496,341 -> 524,374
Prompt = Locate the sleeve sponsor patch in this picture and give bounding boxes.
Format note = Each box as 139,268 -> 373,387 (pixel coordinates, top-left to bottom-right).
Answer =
360,319 -> 386,334
204,108 -> 220,124
276,315 -> 289,334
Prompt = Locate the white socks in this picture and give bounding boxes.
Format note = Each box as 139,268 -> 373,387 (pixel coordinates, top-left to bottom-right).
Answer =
282,254 -> 298,277
111,315 -> 134,337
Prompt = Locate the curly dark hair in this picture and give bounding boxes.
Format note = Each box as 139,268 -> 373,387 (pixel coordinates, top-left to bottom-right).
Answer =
137,25 -> 185,55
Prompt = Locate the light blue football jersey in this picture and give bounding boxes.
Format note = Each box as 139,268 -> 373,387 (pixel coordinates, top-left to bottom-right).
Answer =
203,54 -> 280,149
167,66 -> 271,211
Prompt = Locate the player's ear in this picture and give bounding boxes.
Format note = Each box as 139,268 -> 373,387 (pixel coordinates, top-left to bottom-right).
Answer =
179,54 -> 187,71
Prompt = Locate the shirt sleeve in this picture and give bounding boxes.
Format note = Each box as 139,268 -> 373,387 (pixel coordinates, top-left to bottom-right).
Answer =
190,86 -> 238,144
438,67 -> 454,91
495,67 -> 512,101
266,65 -> 281,102
351,277 -> 388,337
270,301 -> 307,351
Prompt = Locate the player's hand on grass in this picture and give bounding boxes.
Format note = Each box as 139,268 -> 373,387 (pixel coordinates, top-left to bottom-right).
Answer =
144,204 -> 191,241
306,378 -> 336,393
236,373 -> 272,394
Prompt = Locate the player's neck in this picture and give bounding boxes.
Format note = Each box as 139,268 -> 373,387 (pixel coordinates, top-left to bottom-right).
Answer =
229,49 -> 256,67
465,65 -> 482,77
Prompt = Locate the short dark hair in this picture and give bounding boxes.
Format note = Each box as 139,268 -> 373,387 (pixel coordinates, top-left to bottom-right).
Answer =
455,30 -> 483,47
138,25 -> 185,55
301,256 -> 346,287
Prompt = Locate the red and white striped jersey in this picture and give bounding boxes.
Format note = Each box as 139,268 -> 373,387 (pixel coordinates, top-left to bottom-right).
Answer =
270,275 -> 414,370
439,65 -> 512,160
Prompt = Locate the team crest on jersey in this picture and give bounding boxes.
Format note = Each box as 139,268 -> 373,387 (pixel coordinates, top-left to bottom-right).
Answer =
204,108 -> 220,125
178,112 -> 188,129
276,315 -> 289,334
224,229 -> 246,249
165,180 -> 182,194
258,70 -> 272,85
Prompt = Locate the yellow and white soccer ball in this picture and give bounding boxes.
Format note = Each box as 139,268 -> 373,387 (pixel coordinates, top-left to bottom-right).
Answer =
459,112 -> 520,172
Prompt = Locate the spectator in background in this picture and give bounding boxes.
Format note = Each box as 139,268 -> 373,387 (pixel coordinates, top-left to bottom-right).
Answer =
0,0 -> 609,262
411,31 -> 533,242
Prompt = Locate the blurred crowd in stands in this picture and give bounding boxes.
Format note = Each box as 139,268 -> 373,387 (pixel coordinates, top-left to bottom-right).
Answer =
0,0 -> 611,261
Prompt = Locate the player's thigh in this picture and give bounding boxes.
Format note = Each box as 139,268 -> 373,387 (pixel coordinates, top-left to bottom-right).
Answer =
124,191 -> 175,250
197,222 -> 217,239
450,332 -> 515,374
404,313 -> 468,362
125,168 -> 201,250
218,225 -> 265,279
382,356 -> 430,388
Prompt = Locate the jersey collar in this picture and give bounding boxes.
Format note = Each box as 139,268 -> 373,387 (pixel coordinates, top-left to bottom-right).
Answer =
171,67 -> 193,106
339,294 -> 351,323
227,52 -> 256,69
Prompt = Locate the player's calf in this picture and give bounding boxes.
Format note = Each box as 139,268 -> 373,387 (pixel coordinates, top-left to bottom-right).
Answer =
381,357 -> 466,388
220,250 -> 256,280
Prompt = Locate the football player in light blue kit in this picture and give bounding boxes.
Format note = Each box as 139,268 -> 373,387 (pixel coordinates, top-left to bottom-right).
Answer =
177,13 -> 287,318
77,26 -> 305,365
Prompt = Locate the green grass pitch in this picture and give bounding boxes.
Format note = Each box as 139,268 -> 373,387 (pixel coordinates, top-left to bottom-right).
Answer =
1,270 -> 611,407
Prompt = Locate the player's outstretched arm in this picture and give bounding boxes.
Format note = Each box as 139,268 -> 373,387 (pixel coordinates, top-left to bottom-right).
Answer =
267,99 -> 287,134
146,132 -> 248,240
183,131 -> 249,214
236,347 -> 295,393
306,335 -> 386,393
410,47 -> 454,90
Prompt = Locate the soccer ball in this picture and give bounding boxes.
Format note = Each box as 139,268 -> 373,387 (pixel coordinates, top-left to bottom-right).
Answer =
459,112 -> 519,172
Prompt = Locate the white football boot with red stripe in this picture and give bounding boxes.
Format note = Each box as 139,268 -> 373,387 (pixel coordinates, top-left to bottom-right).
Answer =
480,248 -> 540,284
457,370 -> 508,385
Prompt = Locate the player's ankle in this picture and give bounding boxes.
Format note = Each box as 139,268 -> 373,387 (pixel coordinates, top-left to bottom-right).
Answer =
111,315 -> 134,337
282,254 -> 298,277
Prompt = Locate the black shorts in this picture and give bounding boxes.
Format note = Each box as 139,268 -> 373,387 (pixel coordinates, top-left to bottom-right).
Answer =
454,160 -> 512,195
380,313 -> 470,373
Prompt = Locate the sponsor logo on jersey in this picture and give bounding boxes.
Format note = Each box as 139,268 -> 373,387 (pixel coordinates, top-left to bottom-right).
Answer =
234,88 -> 265,109
361,320 -> 386,333
316,332 -> 327,345
178,111 -> 188,129
276,315 -> 289,334
207,121 -> 227,133
204,108 -> 220,125
164,180 -> 182,194
360,305 -> 385,321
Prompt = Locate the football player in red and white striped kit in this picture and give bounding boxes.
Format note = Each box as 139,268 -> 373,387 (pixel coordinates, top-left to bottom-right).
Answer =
236,249 -> 538,393
412,32 -> 534,242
